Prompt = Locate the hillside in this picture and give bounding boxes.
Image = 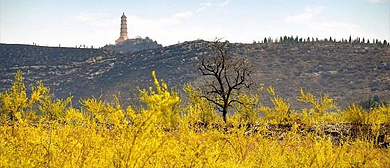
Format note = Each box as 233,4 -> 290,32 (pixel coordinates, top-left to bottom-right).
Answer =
1,41 -> 389,108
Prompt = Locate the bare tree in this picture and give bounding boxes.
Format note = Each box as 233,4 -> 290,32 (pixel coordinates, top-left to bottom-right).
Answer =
198,40 -> 253,122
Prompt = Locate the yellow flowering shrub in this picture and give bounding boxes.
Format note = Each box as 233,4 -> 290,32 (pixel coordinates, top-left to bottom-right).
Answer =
298,88 -> 340,125
38,96 -> 72,121
139,71 -> 181,129
298,88 -> 337,115
0,71 -> 389,167
341,103 -> 390,125
231,93 -> 259,125
183,84 -> 220,125
81,97 -> 128,128
259,86 -> 299,124
0,70 -> 28,123
0,70 -> 51,124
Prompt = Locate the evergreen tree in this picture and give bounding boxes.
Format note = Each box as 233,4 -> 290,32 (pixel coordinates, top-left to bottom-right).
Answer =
349,35 -> 352,43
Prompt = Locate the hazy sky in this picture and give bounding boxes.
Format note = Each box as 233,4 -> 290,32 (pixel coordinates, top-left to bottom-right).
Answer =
0,0 -> 389,47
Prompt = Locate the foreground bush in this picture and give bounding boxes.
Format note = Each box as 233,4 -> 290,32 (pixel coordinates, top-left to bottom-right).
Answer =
0,71 -> 389,167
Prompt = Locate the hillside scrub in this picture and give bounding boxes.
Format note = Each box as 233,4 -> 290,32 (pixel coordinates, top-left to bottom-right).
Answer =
0,70 -> 389,167
2,41 -> 389,109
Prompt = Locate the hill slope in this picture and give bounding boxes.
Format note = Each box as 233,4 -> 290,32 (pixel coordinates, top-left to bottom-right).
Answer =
1,41 -> 389,107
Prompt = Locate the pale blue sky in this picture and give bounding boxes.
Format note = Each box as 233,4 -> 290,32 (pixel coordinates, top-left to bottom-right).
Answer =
0,0 -> 389,47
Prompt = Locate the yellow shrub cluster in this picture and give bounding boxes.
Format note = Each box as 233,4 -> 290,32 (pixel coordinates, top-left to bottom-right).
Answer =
0,70 -> 389,167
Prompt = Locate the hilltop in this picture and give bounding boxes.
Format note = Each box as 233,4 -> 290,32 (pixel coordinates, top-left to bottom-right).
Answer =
104,37 -> 162,53
0,40 -> 389,108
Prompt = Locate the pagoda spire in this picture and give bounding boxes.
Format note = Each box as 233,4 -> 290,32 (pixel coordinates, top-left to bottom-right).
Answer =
116,12 -> 128,44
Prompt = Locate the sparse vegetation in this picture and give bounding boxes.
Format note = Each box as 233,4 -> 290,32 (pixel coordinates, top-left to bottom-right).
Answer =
1,39 -> 389,108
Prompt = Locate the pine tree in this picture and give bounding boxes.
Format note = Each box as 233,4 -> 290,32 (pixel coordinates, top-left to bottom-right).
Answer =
268,37 -> 273,43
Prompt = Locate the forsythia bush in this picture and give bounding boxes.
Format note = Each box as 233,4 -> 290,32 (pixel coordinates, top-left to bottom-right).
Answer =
139,71 -> 181,129
183,84 -> 221,125
260,86 -> 299,124
0,71 -> 389,167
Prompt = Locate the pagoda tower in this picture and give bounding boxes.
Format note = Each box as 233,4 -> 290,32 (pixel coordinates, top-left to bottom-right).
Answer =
115,12 -> 128,44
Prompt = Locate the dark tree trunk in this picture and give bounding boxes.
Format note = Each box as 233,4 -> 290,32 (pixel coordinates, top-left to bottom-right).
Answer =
222,108 -> 227,123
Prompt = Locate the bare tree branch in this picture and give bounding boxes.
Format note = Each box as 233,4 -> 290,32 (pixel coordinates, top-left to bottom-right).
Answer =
197,39 -> 254,122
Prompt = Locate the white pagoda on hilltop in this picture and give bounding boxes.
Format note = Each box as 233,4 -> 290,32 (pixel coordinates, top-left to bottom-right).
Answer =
115,12 -> 128,44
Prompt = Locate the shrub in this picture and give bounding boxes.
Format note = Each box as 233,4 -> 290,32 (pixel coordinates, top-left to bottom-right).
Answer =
0,71 -> 389,167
